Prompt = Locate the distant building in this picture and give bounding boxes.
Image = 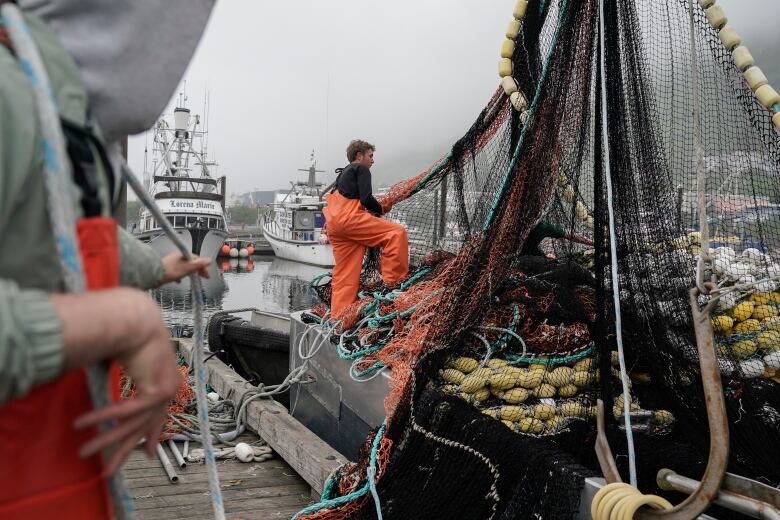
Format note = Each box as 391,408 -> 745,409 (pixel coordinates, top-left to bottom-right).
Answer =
231,190 -> 292,207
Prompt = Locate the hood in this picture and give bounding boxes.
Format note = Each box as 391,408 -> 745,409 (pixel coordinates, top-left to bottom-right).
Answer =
18,0 -> 216,143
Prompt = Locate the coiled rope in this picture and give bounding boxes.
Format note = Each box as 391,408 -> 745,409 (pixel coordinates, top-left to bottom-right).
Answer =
590,483 -> 672,520
0,5 -> 134,518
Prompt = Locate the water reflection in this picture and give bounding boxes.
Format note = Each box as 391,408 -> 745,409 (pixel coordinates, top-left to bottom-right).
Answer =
219,257 -> 256,273
152,256 -> 325,333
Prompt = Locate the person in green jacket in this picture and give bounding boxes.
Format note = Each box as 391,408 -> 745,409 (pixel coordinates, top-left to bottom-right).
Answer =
0,0 -> 214,481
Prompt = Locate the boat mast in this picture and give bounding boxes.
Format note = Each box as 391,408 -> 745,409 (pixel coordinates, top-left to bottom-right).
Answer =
297,149 -> 325,193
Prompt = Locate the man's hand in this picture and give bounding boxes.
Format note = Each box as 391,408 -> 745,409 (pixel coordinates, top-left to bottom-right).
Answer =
377,196 -> 393,215
159,253 -> 211,286
74,328 -> 179,475
54,288 -> 180,475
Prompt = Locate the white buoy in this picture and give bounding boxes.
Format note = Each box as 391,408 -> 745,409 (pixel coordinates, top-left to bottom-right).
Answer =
239,248 -> 249,258
714,246 -> 736,262
207,391 -> 220,403
718,292 -> 737,310
234,442 -> 254,463
712,256 -> 730,276
742,247 -> 763,262
739,359 -> 765,379
726,262 -> 751,280
738,274 -> 756,286
229,247 -> 239,258
765,352 -> 780,371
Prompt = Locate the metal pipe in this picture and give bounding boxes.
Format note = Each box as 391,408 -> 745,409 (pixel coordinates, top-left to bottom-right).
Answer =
183,440 -> 190,459
155,442 -> 179,483
167,439 -> 187,468
595,400 -> 621,484
658,470 -> 780,520
635,287 -> 729,520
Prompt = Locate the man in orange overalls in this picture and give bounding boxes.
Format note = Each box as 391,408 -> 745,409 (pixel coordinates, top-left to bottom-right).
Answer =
324,140 -> 409,319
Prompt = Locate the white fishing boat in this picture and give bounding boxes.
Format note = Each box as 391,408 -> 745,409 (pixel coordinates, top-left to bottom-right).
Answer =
134,97 -> 228,259
261,153 -> 335,267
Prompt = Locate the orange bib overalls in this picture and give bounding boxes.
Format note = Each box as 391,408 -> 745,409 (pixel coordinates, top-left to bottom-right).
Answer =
323,191 -> 409,318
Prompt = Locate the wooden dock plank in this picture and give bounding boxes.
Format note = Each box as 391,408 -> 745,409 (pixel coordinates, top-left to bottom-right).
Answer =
177,338 -> 347,494
135,494 -> 309,520
125,465 -> 298,490
125,433 -> 312,519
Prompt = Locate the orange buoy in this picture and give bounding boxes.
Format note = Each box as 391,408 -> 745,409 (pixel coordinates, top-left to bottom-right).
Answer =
221,261 -> 231,271
221,244 -> 230,255
246,245 -> 255,255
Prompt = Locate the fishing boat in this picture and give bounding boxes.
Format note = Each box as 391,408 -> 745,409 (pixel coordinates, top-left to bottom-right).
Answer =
134,97 -> 228,259
261,152 -> 335,267
134,1 -> 780,518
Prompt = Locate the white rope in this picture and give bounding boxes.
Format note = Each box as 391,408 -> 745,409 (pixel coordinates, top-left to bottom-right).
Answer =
122,164 -> 225,520
476,326 -> 528,357
598,0 -> 638,487
690,0 -> 710,295
410,420 -> 501,519
1,5 -> 134,518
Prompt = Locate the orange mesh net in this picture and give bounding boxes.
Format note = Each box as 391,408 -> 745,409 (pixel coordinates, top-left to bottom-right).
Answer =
120,364 -> 194,435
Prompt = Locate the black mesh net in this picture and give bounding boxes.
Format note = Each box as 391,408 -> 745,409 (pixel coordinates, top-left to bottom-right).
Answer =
301,0 -> 780,518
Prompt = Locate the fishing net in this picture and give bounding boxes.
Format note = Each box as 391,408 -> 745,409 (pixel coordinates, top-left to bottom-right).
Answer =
302,0 -> 780,518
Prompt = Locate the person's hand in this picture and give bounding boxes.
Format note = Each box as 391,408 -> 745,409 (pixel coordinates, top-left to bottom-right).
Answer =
72,295 -> 179,475
55,289 -> 180,476
378,196 -> 392,215
159,253 -> 211,286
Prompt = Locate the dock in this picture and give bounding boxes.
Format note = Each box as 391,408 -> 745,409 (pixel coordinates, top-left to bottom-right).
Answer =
228,227 -> 273,255
126,436 -> 312,519
124,338 -> 347,518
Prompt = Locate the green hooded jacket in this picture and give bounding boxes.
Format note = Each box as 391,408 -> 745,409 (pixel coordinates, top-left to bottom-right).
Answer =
0,12 -> 164,403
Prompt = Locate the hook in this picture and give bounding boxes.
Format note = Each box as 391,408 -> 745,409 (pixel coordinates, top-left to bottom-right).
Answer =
594,284 -> 729,519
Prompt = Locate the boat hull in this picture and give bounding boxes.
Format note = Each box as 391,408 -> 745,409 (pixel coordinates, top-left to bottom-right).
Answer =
263,227 -> 335,267
137,228 -> 229,260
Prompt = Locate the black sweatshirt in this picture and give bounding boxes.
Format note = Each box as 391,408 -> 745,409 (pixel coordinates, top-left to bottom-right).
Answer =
335,163 -> 383,215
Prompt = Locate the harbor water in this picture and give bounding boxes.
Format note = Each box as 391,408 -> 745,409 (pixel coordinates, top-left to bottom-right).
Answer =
152,256 -> 326,335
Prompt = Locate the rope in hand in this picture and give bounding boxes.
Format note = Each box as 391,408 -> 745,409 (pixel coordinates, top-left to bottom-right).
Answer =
122,163 -> 226,520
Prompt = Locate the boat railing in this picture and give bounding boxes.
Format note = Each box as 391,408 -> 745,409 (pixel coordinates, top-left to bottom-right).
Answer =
154,175 -> 218,186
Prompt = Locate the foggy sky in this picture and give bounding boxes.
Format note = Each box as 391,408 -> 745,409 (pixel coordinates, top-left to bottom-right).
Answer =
127,0 -> 779,197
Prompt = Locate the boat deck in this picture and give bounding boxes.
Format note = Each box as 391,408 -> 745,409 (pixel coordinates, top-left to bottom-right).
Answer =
126,434 -> 313,519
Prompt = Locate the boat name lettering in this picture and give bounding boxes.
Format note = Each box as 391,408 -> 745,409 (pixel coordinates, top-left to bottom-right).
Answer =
170,200 -> 216,210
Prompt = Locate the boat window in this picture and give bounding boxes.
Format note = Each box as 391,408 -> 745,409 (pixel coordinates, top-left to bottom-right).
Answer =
174,216 -> 185,227
186,216 -> 198,227
166,216 -> 175,226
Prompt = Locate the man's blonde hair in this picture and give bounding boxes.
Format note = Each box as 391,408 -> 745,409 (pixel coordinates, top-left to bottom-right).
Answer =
346,140 -> 375,162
